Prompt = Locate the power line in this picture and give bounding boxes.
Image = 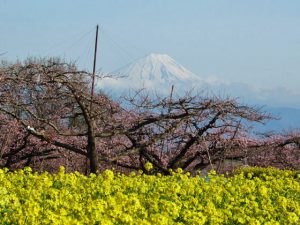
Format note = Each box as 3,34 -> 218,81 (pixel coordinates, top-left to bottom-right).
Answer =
101,26 -> 150,56
44,27 -> 94,57
99,27 -> 150,69
81,34 -> 94,70
60,29 -> 94,56
100,28 -> 135,61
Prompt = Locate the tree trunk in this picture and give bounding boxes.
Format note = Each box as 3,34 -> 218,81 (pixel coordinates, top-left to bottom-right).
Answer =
87,122 -> 98,174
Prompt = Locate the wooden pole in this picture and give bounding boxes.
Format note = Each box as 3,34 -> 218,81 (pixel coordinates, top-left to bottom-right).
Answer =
91,24 -> 99,100
86,25 -> 99,175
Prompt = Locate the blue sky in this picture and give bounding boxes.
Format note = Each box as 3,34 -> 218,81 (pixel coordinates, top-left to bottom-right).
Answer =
1,0 -> 300,93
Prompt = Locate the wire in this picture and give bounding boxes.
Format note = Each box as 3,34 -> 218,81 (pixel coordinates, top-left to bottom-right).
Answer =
101,26 -> 150,56
99,27 -> 150,70
57,29 -> 94,56
44,26 -> 95,57
81,36 -> 94,71
100,28 -> 135,61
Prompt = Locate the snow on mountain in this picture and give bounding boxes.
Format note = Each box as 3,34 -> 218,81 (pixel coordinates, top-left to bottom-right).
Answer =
116,53 -> 201,82
97,53 -> 203,95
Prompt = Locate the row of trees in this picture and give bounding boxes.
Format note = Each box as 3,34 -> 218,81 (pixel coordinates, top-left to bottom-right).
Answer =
0,58 -> 299,174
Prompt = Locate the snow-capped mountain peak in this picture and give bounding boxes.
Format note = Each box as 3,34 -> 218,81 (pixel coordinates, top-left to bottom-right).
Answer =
114,53 -> 201,83
97,53 -> 204,96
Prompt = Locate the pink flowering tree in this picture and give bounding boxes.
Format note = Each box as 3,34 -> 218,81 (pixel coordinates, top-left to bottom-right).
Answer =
0,58 -> 122,173
239,132 -> 300,170
0,58 -> 299,174
104,91 -> 274,174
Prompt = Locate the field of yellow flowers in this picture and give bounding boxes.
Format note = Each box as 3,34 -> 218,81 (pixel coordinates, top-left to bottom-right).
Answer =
0,166 -> 299,225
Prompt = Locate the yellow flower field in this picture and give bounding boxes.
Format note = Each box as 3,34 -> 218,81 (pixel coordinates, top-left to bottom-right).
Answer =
0,167 -> 299,224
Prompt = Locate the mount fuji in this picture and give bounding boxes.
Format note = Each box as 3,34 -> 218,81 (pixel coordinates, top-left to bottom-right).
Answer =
115,53 -> 201,83
98,53 -> 205,95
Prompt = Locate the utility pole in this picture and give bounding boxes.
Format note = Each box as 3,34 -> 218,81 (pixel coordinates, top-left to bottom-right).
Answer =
91,24 -> 99,101
86,25 -> 99,175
